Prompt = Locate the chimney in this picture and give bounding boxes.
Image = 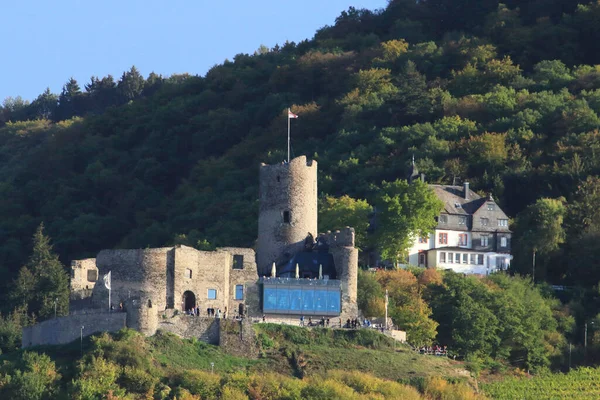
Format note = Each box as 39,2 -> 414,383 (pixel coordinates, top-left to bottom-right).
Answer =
463,182 -> 469,199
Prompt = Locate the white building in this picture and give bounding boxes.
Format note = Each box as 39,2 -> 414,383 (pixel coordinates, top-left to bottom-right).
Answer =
407,182 -> 512,275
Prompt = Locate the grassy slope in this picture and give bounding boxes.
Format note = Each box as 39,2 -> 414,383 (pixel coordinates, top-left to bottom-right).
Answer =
252,324 -> 470,382
3,324 -> 470,384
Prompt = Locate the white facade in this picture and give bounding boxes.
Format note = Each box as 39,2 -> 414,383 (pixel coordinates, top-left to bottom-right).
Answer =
407,228 -> 511,275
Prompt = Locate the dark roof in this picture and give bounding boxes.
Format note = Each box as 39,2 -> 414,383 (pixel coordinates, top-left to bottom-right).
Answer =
429,185 -> 486,215
278,252 -> 337,279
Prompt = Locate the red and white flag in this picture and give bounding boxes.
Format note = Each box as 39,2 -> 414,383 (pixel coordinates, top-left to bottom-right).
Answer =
288,110 -> 299,119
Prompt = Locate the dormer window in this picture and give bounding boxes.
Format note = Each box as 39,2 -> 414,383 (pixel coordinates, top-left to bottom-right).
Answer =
487,203 -> 495,211
283,210 -> 291,224
455,203 -> 462,209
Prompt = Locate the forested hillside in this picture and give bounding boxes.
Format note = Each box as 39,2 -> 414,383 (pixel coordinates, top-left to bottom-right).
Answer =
2,0 -> 600,306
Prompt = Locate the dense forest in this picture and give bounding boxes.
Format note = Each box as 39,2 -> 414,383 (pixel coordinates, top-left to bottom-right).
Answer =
1,1 -> 600,309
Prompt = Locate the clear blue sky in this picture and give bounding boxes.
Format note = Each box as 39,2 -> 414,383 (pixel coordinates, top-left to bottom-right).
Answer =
0,0 -> 388,101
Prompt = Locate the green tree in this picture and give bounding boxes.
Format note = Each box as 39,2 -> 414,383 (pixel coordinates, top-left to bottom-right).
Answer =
11,224 -> 69,320
56,77 -> 83,121
0,352 -> 61,400
29,88 -> 58,120
374,179 -> 443,267
117,66 -> 145,103
318,195 -> 372,250
357,270 -> 384,317
513,198 -> 566,280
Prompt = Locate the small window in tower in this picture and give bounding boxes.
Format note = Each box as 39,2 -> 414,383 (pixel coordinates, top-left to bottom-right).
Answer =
233,255 -> 244,270
185,268 -> 192,279
283,210 -> 291,224
87,270 -> 97,282
277,175 -> 280,182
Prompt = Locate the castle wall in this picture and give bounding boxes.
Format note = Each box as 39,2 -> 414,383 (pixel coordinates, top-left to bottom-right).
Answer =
70,258 -> 98,300
219,247 -> 258,317
173,245 -> 230,316
157,315 -> 221,344
92,248 -> 172,311
322,228 -> 359,319
22,312 -> 126,348
219,319 -> 258,358
257,156 -> 318,275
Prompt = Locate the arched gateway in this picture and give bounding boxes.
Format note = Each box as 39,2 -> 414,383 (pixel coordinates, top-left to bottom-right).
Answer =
182,291 -> 196,312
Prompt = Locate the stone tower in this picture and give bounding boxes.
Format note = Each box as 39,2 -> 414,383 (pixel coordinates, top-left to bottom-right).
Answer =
257,156 -> 318,276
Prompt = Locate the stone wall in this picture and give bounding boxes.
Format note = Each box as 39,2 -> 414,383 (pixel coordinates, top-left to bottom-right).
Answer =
257,156 -> 318,275
219,319 -> 258,358
92,248 -> 173,311
220,247 -> 259,317
173,246 -> 230,316
157,315 -> 220,344
22,312 -> 127,348
70,258 -> 98,300
323,227 -> 359,320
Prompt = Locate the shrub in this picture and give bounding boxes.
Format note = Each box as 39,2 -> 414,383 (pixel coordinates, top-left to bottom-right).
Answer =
0,352 -> 61,400
173,370 -> 221,399
423,376 -> 481,400
69,356 -> 124,400
119,366 -> 158,394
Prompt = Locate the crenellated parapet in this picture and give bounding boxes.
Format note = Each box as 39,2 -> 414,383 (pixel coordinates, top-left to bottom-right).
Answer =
319,227 -> 355,248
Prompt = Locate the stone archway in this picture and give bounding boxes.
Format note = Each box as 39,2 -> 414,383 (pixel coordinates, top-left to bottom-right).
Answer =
182,291 -> 196,312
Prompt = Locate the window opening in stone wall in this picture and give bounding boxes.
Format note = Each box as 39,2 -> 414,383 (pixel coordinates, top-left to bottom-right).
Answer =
439,215 -> 448,224
233,255 -> 244,270
283,210 -> 291,224
208,289 -> 217,300
147,299 -> 152,308
277,175 -> 280,182
185,268 -> 192,279
235,284 -> 244,300
87,270 -> 97,282
487,203 -> 495,210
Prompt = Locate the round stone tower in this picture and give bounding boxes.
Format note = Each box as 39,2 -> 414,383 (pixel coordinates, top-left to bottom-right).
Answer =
257,156 -> 318,276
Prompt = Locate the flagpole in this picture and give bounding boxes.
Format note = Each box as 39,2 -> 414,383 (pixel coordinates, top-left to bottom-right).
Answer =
385,289 -> 388,331
287,108 -> 291,162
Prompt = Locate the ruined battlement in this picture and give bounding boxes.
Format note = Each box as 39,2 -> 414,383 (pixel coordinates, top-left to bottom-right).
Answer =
259,155 -> 316,170
70,258 -> 98,300
320,227 -> 355,248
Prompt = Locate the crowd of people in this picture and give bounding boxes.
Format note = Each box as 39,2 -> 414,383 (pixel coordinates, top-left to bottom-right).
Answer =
186,306 -> 231,319
418,345 -> 448,356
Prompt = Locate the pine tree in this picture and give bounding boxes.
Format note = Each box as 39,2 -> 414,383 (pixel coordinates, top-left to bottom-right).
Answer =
12,224 -> 69,320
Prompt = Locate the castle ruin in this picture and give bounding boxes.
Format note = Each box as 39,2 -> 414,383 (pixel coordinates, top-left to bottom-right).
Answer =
22,156 -> 358,348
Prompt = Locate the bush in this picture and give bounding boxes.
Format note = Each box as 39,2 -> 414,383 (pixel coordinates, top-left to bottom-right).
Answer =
119,366 -> 158,394
0,352 -> 60,400
423,376 -> 481,400
172,370 -> 221,399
